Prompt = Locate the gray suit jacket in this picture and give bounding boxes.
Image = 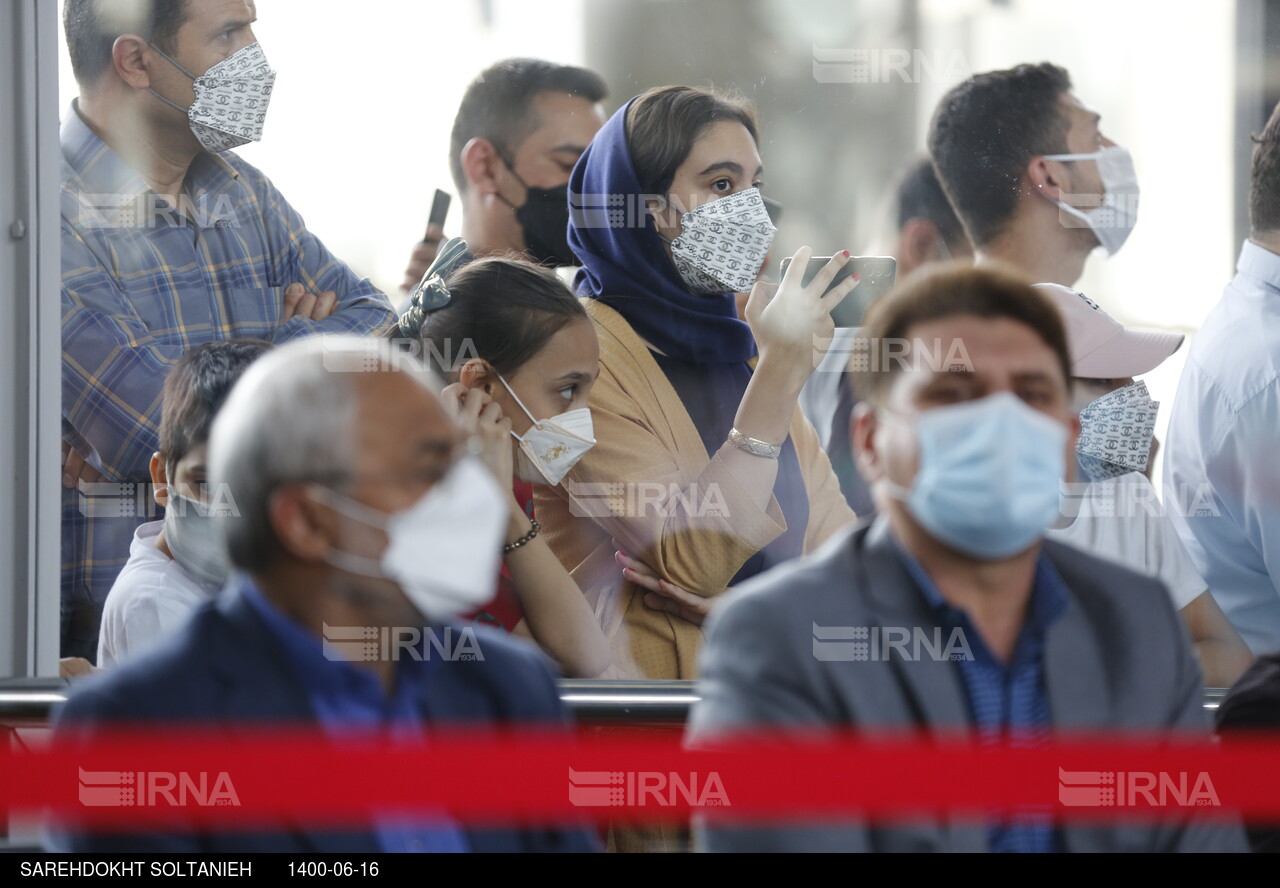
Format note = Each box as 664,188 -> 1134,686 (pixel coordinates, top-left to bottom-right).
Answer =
687,519 -> 1247,852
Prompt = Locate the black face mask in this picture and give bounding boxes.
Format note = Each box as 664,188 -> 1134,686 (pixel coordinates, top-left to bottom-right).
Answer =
497,157 -> 579,267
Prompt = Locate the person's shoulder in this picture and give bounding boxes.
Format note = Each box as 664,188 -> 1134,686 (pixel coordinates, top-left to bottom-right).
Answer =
1217,651 -> 1280,729
1061,473 -> 1159,529
103,528 -> 168,589
112,547 -> 207,610
435,622 -> 565,717
712,523 -> 864,628
750,519 -> 859,585
581,299 -> 643,357
57,601 -> 226,725
442,621 -> 555,676
1186,269 -> 1280,394
214,150 -> 273,188
465,621 -> 550,669
205,151 -> 292,213
1041,535 -> 1176,619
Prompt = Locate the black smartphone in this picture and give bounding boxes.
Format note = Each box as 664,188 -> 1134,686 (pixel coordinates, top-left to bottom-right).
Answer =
424,189 -> 451,241
778,255 -> 897,328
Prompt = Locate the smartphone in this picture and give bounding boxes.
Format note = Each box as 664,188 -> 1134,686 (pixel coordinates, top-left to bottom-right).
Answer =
424,189 -> 451,241
778,255 -> 897,328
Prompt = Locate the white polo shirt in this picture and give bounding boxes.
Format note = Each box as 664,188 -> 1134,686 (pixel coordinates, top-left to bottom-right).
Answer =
96,521 -> 218,667
1049,472 -> 1206,612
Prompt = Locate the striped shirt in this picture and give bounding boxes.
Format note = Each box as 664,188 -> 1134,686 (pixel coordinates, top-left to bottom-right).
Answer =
895,541 -> 1068,852
60,102 -> 395,657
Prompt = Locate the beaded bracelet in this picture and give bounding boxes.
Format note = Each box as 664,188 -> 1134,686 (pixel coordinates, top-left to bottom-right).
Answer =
503,519 -> 541,554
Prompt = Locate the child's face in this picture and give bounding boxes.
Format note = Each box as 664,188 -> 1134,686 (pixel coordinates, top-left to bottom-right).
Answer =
149,442 -> 210,510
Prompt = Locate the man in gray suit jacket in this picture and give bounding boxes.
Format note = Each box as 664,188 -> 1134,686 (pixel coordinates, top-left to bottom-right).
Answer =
687,265 -> 1246,852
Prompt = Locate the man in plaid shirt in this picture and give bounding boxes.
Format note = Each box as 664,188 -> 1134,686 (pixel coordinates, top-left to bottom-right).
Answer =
60,0 -> 396,658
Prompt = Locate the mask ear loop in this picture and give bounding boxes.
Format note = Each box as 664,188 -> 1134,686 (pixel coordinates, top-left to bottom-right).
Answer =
491,147 -> 533,216
147,42 -> 200,80
145,42 -> 202,115
495,373 -> 540,433
307,485 -> 391,531
648,193 -> 690,246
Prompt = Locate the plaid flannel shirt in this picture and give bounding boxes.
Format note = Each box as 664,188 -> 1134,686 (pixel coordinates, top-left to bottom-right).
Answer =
60,102 -> 395,657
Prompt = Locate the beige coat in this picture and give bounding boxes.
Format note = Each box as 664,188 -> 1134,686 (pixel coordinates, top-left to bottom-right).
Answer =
535,300 -> 857,679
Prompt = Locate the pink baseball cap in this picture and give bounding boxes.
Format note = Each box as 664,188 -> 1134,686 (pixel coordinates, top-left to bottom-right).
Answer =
1033,283 -> 1184,379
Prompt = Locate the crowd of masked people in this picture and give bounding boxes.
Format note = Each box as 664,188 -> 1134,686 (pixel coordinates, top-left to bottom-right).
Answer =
47,0 -> 1280,853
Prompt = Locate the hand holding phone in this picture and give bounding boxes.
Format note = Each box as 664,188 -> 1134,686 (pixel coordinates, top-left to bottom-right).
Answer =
777,255 -> 897,328
744,248 -> 861,382
425,189 -> 451,241
401,189 -> 453,292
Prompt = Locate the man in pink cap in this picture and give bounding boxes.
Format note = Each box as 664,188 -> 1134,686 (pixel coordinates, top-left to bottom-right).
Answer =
1037,284 -> 1253,687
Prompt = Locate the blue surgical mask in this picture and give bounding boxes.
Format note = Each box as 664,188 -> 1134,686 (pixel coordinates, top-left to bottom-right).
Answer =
884,392 -> 1068,560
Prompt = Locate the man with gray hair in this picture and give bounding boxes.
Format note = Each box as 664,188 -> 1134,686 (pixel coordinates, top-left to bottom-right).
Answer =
50,336 -> 598,853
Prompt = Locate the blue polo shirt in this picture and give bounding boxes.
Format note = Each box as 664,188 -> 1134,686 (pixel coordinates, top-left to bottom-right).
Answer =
240,578 -> 469,853
894,542 -> 1069,853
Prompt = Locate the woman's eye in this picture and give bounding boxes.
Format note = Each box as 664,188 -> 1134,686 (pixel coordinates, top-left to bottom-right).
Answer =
559,385 -> 576,401
710,178 -> 732,193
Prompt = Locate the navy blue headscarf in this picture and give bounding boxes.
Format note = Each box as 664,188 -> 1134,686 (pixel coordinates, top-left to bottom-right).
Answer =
567,98 -> 758,364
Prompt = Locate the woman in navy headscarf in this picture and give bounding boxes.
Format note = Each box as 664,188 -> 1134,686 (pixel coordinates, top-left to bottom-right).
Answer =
533,85 -> 859,681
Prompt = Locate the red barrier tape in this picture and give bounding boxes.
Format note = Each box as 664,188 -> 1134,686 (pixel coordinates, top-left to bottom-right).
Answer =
3,728 -> 1277,828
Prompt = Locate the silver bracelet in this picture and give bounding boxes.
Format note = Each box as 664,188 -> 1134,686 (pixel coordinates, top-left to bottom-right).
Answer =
727,427 -> 782,460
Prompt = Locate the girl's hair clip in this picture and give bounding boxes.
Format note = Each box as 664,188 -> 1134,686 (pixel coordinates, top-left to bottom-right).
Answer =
397,237 -> 472,338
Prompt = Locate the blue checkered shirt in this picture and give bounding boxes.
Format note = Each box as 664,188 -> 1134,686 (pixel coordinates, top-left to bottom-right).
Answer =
60,102 -> 395,656
894,541 -> 1069,853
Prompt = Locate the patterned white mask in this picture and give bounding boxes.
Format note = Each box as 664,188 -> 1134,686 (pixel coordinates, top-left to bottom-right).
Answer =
499,374 -> 595,486
663,187 -> 777,294
1076,380 -> 1159,481
150,42 -> 276,153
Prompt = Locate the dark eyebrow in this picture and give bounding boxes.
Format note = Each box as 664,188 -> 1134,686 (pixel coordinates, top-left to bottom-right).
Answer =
697,161 -> 765,180
555,371 -> 595,384
548,143 -> 589,155
212,18 -> 254,35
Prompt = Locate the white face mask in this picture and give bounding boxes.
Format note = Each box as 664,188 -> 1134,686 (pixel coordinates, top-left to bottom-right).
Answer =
149,42 -> 276,153
1041,146 -> 1139,256
663,187 -> 777,294
498,374 -> 595,486
313,457 -> 507,621
163,491 -> 231,590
